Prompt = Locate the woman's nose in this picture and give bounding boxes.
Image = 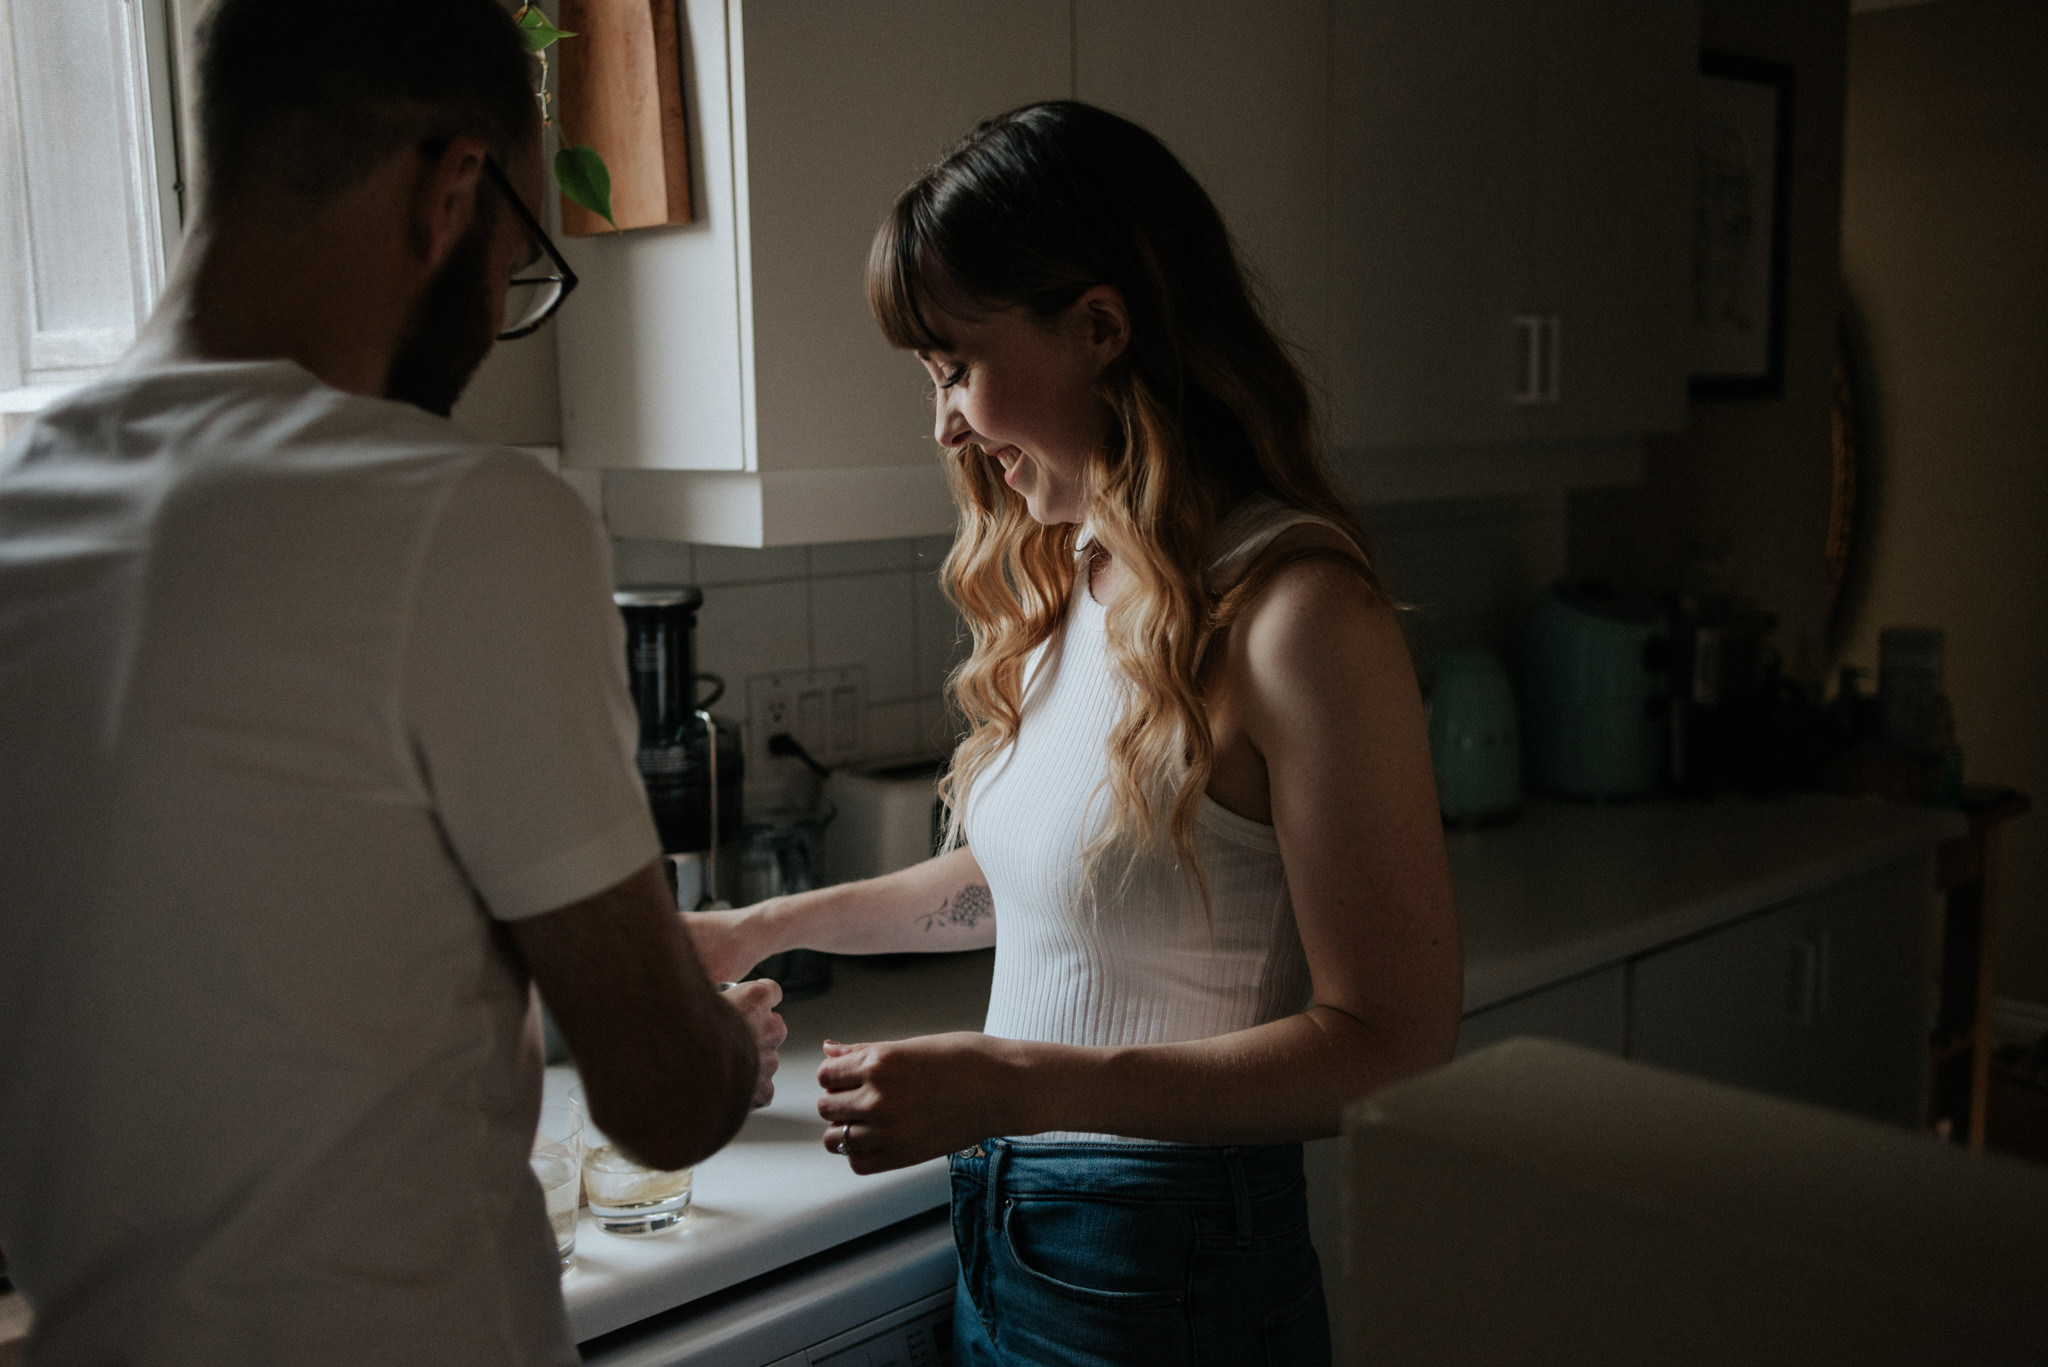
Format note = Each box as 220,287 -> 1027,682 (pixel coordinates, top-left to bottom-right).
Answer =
934,398 -> 971,449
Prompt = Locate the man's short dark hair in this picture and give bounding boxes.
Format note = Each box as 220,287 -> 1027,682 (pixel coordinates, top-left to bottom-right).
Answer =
198,0 -> 536,213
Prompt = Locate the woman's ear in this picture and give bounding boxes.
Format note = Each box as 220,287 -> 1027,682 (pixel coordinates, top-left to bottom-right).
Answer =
1073,284 -> 1130,372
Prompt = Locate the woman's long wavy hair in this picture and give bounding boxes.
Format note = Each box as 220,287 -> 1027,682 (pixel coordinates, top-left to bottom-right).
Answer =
868,101 -> 1388,897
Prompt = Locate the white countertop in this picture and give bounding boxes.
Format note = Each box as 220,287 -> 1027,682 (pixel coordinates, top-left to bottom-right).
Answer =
555,791 -> 1963,1342
554,952 -> 993,1343
1451,793 -> 1964,1011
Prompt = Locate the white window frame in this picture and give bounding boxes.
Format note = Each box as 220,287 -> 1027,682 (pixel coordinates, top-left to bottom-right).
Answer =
0,0 -> 186,422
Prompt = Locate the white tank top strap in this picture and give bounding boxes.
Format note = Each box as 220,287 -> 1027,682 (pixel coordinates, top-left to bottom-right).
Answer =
1204,495 -> 1352,594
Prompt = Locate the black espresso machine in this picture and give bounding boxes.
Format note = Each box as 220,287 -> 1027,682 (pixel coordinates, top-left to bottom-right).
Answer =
613,586 -> 744,907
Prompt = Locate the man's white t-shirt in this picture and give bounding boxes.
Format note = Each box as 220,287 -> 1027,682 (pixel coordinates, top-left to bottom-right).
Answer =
0,361 -> 661,1365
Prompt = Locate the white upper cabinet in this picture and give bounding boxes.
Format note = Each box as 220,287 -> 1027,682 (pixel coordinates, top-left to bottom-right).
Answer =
558,0 -> 1069,546
563,0 -> 1698,544
1074,0 -> 1331,385
1328,0 -> 1697,452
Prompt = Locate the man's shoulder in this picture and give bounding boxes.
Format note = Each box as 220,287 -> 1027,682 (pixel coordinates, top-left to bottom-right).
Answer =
26,360 -> 506,479
18,361 -> 594,559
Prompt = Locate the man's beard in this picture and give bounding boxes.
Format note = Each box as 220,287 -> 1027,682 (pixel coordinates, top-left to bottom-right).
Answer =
383,216 -> 498,417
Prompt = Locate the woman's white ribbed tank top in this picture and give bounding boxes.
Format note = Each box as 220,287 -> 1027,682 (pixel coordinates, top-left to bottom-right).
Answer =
966,498 -> 1341,1142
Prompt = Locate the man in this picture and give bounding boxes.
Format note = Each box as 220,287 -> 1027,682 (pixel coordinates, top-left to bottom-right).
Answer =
0,2 -> 782,1363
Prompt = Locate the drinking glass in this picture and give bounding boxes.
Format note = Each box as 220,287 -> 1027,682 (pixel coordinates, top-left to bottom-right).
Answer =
531,1104 -> 583,1271
568,1084 -> 694,1236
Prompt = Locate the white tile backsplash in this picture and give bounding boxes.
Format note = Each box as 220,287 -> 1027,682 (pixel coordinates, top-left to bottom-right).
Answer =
691,579 -> 810,693
608,492 -> 1554,768
813,572 -> 918,703
863,698 -> 922,761
611,538 -> 695,586
693,543 -> 810,586
1364,491 -> 1568,672
811,538 -> 918,576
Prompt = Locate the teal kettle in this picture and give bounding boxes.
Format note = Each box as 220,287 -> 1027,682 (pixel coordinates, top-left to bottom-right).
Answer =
1427,648 -> 1521,823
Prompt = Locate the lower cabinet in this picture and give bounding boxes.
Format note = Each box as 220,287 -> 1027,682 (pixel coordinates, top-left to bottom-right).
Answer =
1309,852 -> 1940,1337
1628,855 -> 1940,1129
1457,965 -> 1628,1057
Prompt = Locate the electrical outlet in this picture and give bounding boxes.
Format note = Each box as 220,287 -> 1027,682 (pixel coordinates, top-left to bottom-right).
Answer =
745,666 -> 867,774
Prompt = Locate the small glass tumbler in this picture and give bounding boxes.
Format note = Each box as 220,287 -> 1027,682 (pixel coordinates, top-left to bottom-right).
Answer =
568,1084 -> 693,1236
531,1104 -> 582,1271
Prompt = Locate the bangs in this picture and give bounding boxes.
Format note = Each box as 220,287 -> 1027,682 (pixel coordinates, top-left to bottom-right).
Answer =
866,189 -> 956,353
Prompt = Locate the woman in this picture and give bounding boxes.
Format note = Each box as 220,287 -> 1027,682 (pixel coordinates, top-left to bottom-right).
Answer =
687,101 -> 1460,1364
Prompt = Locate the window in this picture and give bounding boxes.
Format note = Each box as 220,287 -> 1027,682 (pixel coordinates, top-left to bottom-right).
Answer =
0,0 -> 183,415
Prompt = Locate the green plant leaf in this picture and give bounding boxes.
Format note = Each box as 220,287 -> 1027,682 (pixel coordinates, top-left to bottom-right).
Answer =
554,143 -> 616,230
514,5 -> 575,54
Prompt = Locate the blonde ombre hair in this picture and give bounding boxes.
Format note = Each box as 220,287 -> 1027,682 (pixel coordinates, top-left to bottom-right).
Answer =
869,102 -> 1389,894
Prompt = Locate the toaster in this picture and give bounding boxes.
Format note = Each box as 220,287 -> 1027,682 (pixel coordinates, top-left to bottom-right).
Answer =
822,760 -> 945,884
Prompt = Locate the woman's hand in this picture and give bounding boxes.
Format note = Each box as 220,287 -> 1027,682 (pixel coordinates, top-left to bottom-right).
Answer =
816,1033 -> 1028,1174
682,902 -> 784,984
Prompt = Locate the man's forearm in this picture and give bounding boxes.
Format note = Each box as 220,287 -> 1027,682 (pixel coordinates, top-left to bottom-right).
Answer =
516,863 -> 769,1171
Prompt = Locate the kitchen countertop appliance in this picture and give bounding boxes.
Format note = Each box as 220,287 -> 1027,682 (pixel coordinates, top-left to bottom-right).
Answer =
1524,585 -> 1663,800
614,586 -> 744,907
738,806 -> 835,1000
821,760 -> 945,886
1659,591 -> 1780,796
1427,648 -> 1522,824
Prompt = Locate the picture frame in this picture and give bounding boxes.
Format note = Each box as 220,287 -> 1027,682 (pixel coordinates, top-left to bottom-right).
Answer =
1689,51 -> 1795,401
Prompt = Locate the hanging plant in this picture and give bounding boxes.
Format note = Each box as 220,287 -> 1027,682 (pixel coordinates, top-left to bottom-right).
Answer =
513,4 -> 617,231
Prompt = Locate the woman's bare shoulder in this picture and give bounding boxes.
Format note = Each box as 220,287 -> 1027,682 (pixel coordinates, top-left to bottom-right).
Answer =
1229,528 -> 1409,702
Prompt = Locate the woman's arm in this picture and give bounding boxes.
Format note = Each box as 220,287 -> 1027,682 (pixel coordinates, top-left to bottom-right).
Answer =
816,561 -> 1462,1170
684,844 -> 994,983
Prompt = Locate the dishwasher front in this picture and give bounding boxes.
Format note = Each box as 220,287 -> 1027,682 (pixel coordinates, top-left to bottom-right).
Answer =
579,1210 -> 956,1367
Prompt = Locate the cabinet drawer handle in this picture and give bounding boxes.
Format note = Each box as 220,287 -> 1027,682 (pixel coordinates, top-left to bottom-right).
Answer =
1512,314 -> 1562,404
1786,934 -> 1830,1026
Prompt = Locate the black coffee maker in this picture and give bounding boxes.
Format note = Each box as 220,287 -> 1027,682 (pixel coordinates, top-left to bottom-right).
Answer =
613,586 -> 744,906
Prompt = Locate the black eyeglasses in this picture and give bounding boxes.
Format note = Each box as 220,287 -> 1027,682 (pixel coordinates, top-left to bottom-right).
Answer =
483,157 -> 577,340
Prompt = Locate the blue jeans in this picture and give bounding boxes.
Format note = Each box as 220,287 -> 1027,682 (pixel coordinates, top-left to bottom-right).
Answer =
948,1139 -> 1331,1366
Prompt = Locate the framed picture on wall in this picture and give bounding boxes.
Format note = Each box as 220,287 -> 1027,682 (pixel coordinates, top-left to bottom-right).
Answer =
1690,51 -> 1795,400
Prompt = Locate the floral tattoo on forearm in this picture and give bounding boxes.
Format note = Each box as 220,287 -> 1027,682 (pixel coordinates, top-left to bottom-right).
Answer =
918,883 -> 993,933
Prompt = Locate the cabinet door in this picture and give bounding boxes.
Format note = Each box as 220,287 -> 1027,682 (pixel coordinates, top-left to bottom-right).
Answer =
1458,965 -> 1628,1057
1521,0 -> 1694,438
557,0 -> 750,472
1630,857 -> 1939,1128
738,1 -> 1071,474
1328,0 -> 1535,449
1076,0 -> 1331,381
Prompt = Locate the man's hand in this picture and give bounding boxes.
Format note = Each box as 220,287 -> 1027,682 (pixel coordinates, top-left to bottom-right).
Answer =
511,862 -> 773,1172
721,978 -> 787,1108
815,1032 -> 1026,1174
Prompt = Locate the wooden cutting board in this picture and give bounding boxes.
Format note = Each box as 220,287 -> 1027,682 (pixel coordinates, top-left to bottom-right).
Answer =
556,0 -> 692,235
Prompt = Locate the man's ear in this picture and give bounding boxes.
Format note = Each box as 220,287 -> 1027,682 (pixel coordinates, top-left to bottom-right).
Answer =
406,135 -> 491,270
1073,284 -> 1130,372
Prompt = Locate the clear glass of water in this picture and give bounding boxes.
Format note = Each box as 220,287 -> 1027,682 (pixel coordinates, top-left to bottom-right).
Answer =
568,1083 -> 694,1235
531,1104 -> 582,1271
